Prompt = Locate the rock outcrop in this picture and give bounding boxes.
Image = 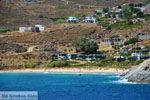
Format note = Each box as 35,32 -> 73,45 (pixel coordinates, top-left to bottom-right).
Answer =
121,59 -> 150,83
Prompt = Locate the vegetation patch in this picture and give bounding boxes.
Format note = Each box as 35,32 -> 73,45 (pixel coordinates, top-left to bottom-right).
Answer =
47,61 -> 69,67
56,7 -> 69,10
70,60 -> 143,68
0,28 -> 11,33
124,38 -> 138,45
56,18 -> 66,23
68,61 -> 80,65
72,37 -> 99,54
74,14 -> 87,18
111,21 -> 143,30
99,60 -> 143,67
23,62 -> 37,68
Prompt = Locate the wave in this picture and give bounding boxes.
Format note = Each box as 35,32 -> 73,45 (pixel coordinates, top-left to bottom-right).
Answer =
114,79 -> 138,84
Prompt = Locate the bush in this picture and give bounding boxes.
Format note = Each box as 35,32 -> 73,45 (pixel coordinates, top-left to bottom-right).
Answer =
124,10 -> 133,19
129,3 -> 134,7
137,3 -> 142,7
118,5 -> 122,9
128,20 -> 133,25
137,11 -> 144,18
124,38 -> 138,45
103,8 -> 109,13
99,60 -> 143,67
74,14 -> 87,18
106,26 -> 112,30
56,7 -> 68,10
56,18 -> 66,23
47,61 -> 69,67
0,28 -> 11,33
23,62 -> 37,68
38,15 -> 44,18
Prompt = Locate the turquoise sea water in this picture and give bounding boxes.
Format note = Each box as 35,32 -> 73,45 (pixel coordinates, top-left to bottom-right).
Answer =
0,73 -> 150,100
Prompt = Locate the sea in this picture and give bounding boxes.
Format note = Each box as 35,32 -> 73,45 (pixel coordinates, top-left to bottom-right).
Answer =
0,73 -> 150,100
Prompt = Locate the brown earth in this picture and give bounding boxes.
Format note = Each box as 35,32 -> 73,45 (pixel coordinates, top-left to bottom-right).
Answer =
0,0 -> 146,29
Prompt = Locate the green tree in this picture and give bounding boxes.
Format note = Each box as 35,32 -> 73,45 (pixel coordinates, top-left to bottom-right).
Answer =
103,8 -> 109,13
75,38 -> 99,54
133,8 -> 140,13
123,9 -> 133,19
38,15 -> 44,18
124,38 -> 138,45
129,3 -> 135,7
128,20 -> 133,25
137,11 -> 144,18
118,5 -> 122,9
137,3 -> 142,7
106,26 -> 112,30
146,0 -> 150,3
130,6 -> 135,12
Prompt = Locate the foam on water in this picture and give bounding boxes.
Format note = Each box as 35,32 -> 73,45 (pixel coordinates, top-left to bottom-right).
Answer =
116,79 -> 138,84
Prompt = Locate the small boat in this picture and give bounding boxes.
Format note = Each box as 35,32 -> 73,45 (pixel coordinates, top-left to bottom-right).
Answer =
76,69 -> 82,76
75,74 -> 81,76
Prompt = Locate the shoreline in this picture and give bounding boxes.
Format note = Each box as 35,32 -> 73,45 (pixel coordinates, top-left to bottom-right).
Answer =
0,68 -> 128,74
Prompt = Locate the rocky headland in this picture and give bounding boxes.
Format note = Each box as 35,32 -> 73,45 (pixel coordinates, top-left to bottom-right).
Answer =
121,59 -> 150,83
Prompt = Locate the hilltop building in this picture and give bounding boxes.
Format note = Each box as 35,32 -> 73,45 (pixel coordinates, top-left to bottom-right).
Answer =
94,10 -> 102,15
24,0 -> 37,4
83,16 -> 96,23
101,36 -> 123,45
35,25 -> 46,31
19,27 -> 34,32
137,32 -> 150,40
66,17 -> 80,23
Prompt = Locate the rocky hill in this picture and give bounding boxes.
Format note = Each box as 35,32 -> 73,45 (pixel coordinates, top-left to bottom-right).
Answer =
121,59 -> 150,83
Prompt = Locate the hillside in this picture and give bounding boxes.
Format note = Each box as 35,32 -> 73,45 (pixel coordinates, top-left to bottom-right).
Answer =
70,0 -> 145,7
0,0 -> 146,29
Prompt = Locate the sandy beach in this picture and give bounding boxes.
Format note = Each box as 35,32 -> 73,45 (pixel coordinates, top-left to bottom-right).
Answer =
0,68 -> 128,74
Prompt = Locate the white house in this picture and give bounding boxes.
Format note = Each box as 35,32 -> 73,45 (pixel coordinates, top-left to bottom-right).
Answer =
114,55 -> 124,59
35,25 -> 46,31
58,53 -> 68,59
24,0 -> 37,4
94,10 -> 102,15
131,52 -> 144,57
137,32 -> 150,40
115,9 -> 123,13
131,52 -> 144,60
85,55 -> 93,61
19,27 -> 34,32
67,17 -> 80,23
140,8 -> 146,12
83,16 -> 96,23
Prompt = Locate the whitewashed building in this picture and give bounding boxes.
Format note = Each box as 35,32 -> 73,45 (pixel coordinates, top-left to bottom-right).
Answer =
67,17 -> 80,23
140,8 -> 146,12
24,0 -> 37,4
115,9 -> 123,13
101,37 -> 123,45
131,52 -> 144,57
94,10 -> 102,15
131,52 -> 145,60
19,27 -> 34,32
35,25 -> 46,31
83,16 -> 96,23
114,55 -> 124,59
137,32 -> 150,40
